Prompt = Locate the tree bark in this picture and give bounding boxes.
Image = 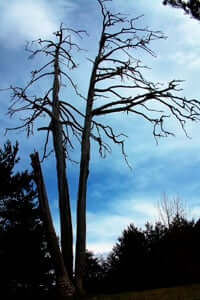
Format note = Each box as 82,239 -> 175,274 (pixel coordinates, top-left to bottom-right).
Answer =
75,57 -> 99,294
30,152 -> 75,298
52,116 -> 74,280
75,124 -> 90,294
52,40 -> 74,280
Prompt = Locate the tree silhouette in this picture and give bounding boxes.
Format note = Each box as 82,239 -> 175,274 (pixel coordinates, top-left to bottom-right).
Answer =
163,0 -> 200,20
83,250 -> 106,293
0,141 -> 54,299
106,224 -> 147,292
103,216 -> 200,293
4,0 -> 200,295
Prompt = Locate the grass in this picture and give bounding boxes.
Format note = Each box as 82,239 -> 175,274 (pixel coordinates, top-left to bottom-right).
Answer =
87,284 -> 200,300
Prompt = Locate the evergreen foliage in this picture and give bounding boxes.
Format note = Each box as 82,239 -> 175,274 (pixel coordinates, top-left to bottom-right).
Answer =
85,216 -> 200,294
0,141 -> 54,299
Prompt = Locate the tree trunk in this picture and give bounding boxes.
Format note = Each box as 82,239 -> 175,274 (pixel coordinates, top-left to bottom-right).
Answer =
75,125 -> 91,294
30,152 -> 75,298
52,43 -> 74,280
52,119 -> 74,280
75,58 -> 98,294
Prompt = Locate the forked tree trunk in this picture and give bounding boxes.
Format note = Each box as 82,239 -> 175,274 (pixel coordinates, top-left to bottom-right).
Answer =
30,152 -> 75,298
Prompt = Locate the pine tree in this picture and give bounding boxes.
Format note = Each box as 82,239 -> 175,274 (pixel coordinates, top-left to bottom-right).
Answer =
106,224 -> 147,292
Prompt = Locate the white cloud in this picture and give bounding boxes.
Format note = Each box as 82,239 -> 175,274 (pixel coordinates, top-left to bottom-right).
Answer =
177,17 -> 200,47
190,206 -> 200,219
133,202 -> 159,219
0,0 -> 59,47
168,51 -> 200,70
157,6 -> 200,73
86,211 -> 134,254
87,212 -> 133,240
111,196 -> 160,223
87,242 -> 113,256
86,197 -> 161,254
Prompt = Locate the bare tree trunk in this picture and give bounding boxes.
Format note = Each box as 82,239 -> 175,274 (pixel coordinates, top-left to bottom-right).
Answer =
30,152 -> 75,298
52,117 -> 74,280
75,124 -> 90,294
75,59 -> 98,294
158,193 -> 187,228
52,42 -> 73,280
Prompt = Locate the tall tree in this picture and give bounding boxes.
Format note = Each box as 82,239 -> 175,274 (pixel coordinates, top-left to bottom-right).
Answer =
105,224 -> 147,292
75,0 -> 200,292
163,0 -> 200,20
4,0 -> 200,295
0,141 -> 54,299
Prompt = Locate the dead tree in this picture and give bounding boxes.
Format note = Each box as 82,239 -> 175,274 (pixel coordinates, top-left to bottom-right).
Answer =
4,0 -> 200,294
75,0 -> 200,292
6,25 -> 84,280
30,152 -> 75,298
158,193 -> 187,228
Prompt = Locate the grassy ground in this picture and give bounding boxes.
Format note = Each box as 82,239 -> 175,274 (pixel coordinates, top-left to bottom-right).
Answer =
87,284 -> 200,300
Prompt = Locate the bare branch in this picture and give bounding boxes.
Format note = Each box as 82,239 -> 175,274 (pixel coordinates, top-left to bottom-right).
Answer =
5,26 -> 85,161
158,193 -> 187,228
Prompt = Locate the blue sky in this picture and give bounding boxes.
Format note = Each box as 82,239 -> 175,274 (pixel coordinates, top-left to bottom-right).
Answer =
1,0 -> 200,255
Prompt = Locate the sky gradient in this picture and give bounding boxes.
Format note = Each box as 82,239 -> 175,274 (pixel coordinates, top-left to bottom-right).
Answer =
1,0 -> 200,255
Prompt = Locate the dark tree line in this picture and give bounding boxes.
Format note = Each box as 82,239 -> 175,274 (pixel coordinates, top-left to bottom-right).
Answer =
84,216 -> 200,294
0,141 -> 55,299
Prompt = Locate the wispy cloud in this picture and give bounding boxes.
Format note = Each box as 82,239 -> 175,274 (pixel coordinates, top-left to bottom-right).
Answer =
168,50 -> 200,71
0,0 -> 60,48
86,211 -> 137,254
86,197 -> 161,254
177,18 -> 200,47
191,206 -> 200,219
